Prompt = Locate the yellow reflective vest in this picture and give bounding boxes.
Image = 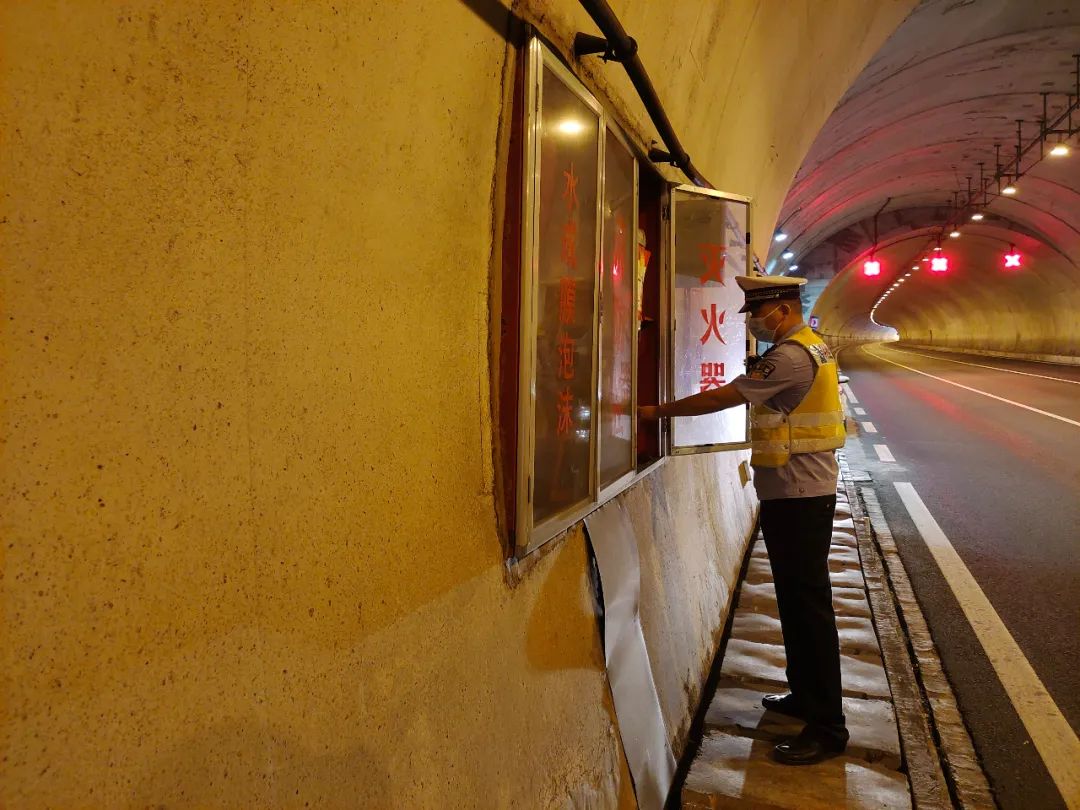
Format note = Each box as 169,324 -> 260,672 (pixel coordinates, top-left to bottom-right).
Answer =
750,327 -> 846,468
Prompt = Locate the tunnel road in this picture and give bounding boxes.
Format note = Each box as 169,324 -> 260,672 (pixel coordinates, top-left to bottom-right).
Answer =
838,342 -> 1080,810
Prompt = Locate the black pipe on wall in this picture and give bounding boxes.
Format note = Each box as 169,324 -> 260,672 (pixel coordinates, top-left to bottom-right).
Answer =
577,0 -> 713,189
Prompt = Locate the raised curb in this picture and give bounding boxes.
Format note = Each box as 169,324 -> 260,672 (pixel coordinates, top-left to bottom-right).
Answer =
857,485 -> 997,809
840,466 -> 953,809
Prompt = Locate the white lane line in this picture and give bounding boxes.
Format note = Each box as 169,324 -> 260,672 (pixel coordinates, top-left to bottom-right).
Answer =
894,482 -> 1080,806
842,383 -> 858,403
894,347 -> 1080,386
861,421 -> 878,433
874,444 -> 895,462
866,348 -> 1080,429
854,407 -> 867,416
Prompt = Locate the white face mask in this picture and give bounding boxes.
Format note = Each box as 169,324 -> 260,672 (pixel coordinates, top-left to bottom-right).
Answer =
747,304 -> 786,343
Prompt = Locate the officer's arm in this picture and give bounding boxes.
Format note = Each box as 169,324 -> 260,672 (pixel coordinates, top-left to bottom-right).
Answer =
640,382 -> 747,420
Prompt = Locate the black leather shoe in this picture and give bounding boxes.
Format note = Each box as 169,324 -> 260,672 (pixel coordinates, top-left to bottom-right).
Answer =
761,693 -> 807,720
772,731 -> 846,766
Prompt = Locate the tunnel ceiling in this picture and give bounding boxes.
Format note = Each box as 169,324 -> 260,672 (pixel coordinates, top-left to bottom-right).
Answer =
769,0 -> 1080,328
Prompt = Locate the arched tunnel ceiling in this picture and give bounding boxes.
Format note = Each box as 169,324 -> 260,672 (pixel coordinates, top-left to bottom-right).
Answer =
768,0 -> 1080,343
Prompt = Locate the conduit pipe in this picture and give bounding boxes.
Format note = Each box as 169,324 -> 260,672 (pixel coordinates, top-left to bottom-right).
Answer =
574,0 -> 713,189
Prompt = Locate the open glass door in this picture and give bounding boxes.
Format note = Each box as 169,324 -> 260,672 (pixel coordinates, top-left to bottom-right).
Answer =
667,185 -> 752,454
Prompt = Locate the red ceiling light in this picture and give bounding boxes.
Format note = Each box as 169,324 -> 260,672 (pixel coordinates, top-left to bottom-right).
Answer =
863,258 -> 881,277
931,256 -> 949,273
1004,245 -> 1022,269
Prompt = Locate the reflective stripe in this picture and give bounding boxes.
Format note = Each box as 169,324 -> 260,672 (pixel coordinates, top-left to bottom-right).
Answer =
752,413 -> 787,428
791,436 -> 845,453
788,411 -> 845,427
754,412 -> 841,429
751,440 -> 790,453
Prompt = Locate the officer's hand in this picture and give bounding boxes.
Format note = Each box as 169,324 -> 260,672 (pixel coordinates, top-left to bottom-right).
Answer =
638,405 -> 661,421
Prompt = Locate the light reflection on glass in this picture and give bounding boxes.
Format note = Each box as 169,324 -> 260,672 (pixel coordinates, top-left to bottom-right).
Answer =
556,118 -> 586,136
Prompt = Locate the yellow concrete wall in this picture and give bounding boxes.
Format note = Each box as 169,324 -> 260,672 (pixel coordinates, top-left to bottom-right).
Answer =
1,1 -> 911,806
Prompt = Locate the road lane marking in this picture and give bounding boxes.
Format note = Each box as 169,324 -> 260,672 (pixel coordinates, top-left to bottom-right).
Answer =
894,482 -> 1080,807
874,444 -> 895,462
842,383 -> 858,403
894,347 -> 1080,386
865,347 -> 1080,429
854,407 -> 867,416
861,421 -> 878,433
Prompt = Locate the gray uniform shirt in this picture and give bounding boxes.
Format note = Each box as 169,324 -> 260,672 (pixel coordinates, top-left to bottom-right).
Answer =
731,323 -> 840,501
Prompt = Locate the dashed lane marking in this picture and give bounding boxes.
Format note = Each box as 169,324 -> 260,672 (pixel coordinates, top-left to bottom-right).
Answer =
874,444 -> 895,462
842,383 -> 858,403
854,407 -> 867,416
865,347 -> 1080,429
894,482 -> 1080,808
861,421 -> 878,433
893,347 -> 1080,386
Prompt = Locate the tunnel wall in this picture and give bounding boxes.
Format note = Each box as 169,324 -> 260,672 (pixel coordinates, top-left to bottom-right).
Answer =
816,231 -> 1080,363
1,1 -> 912,806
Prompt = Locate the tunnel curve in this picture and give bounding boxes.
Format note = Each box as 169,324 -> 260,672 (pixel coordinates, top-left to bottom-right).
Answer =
770,0 -> 1080,362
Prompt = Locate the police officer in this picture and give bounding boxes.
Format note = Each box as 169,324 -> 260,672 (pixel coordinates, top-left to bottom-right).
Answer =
639,274 -> 848,765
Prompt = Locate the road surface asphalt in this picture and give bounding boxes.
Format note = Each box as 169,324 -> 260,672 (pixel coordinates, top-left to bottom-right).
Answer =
837,342 -> 1080,810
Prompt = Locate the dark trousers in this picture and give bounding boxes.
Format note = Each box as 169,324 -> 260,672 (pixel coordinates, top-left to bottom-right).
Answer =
760,494 -> 847,743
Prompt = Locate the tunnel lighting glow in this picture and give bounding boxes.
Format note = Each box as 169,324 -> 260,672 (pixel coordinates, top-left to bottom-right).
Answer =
782,251 -> 795,260
1002,184 -> 1017,195
911,265 -> 918,270
1004,247 -> 1022,268
863,259 -> 881,277
949,230 -> 961,238
556,119 -> 586,135
774,232 -> 789,243
971,212 -> 985,221
931,256 -> 949,272
1050,144 -> 1070,157
788,264 -> 799,271
933,245 -> 943,252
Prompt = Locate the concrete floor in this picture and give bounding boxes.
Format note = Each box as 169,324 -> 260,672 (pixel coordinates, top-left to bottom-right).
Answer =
682,486 -> 911,809
840,343 -> 1080,810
